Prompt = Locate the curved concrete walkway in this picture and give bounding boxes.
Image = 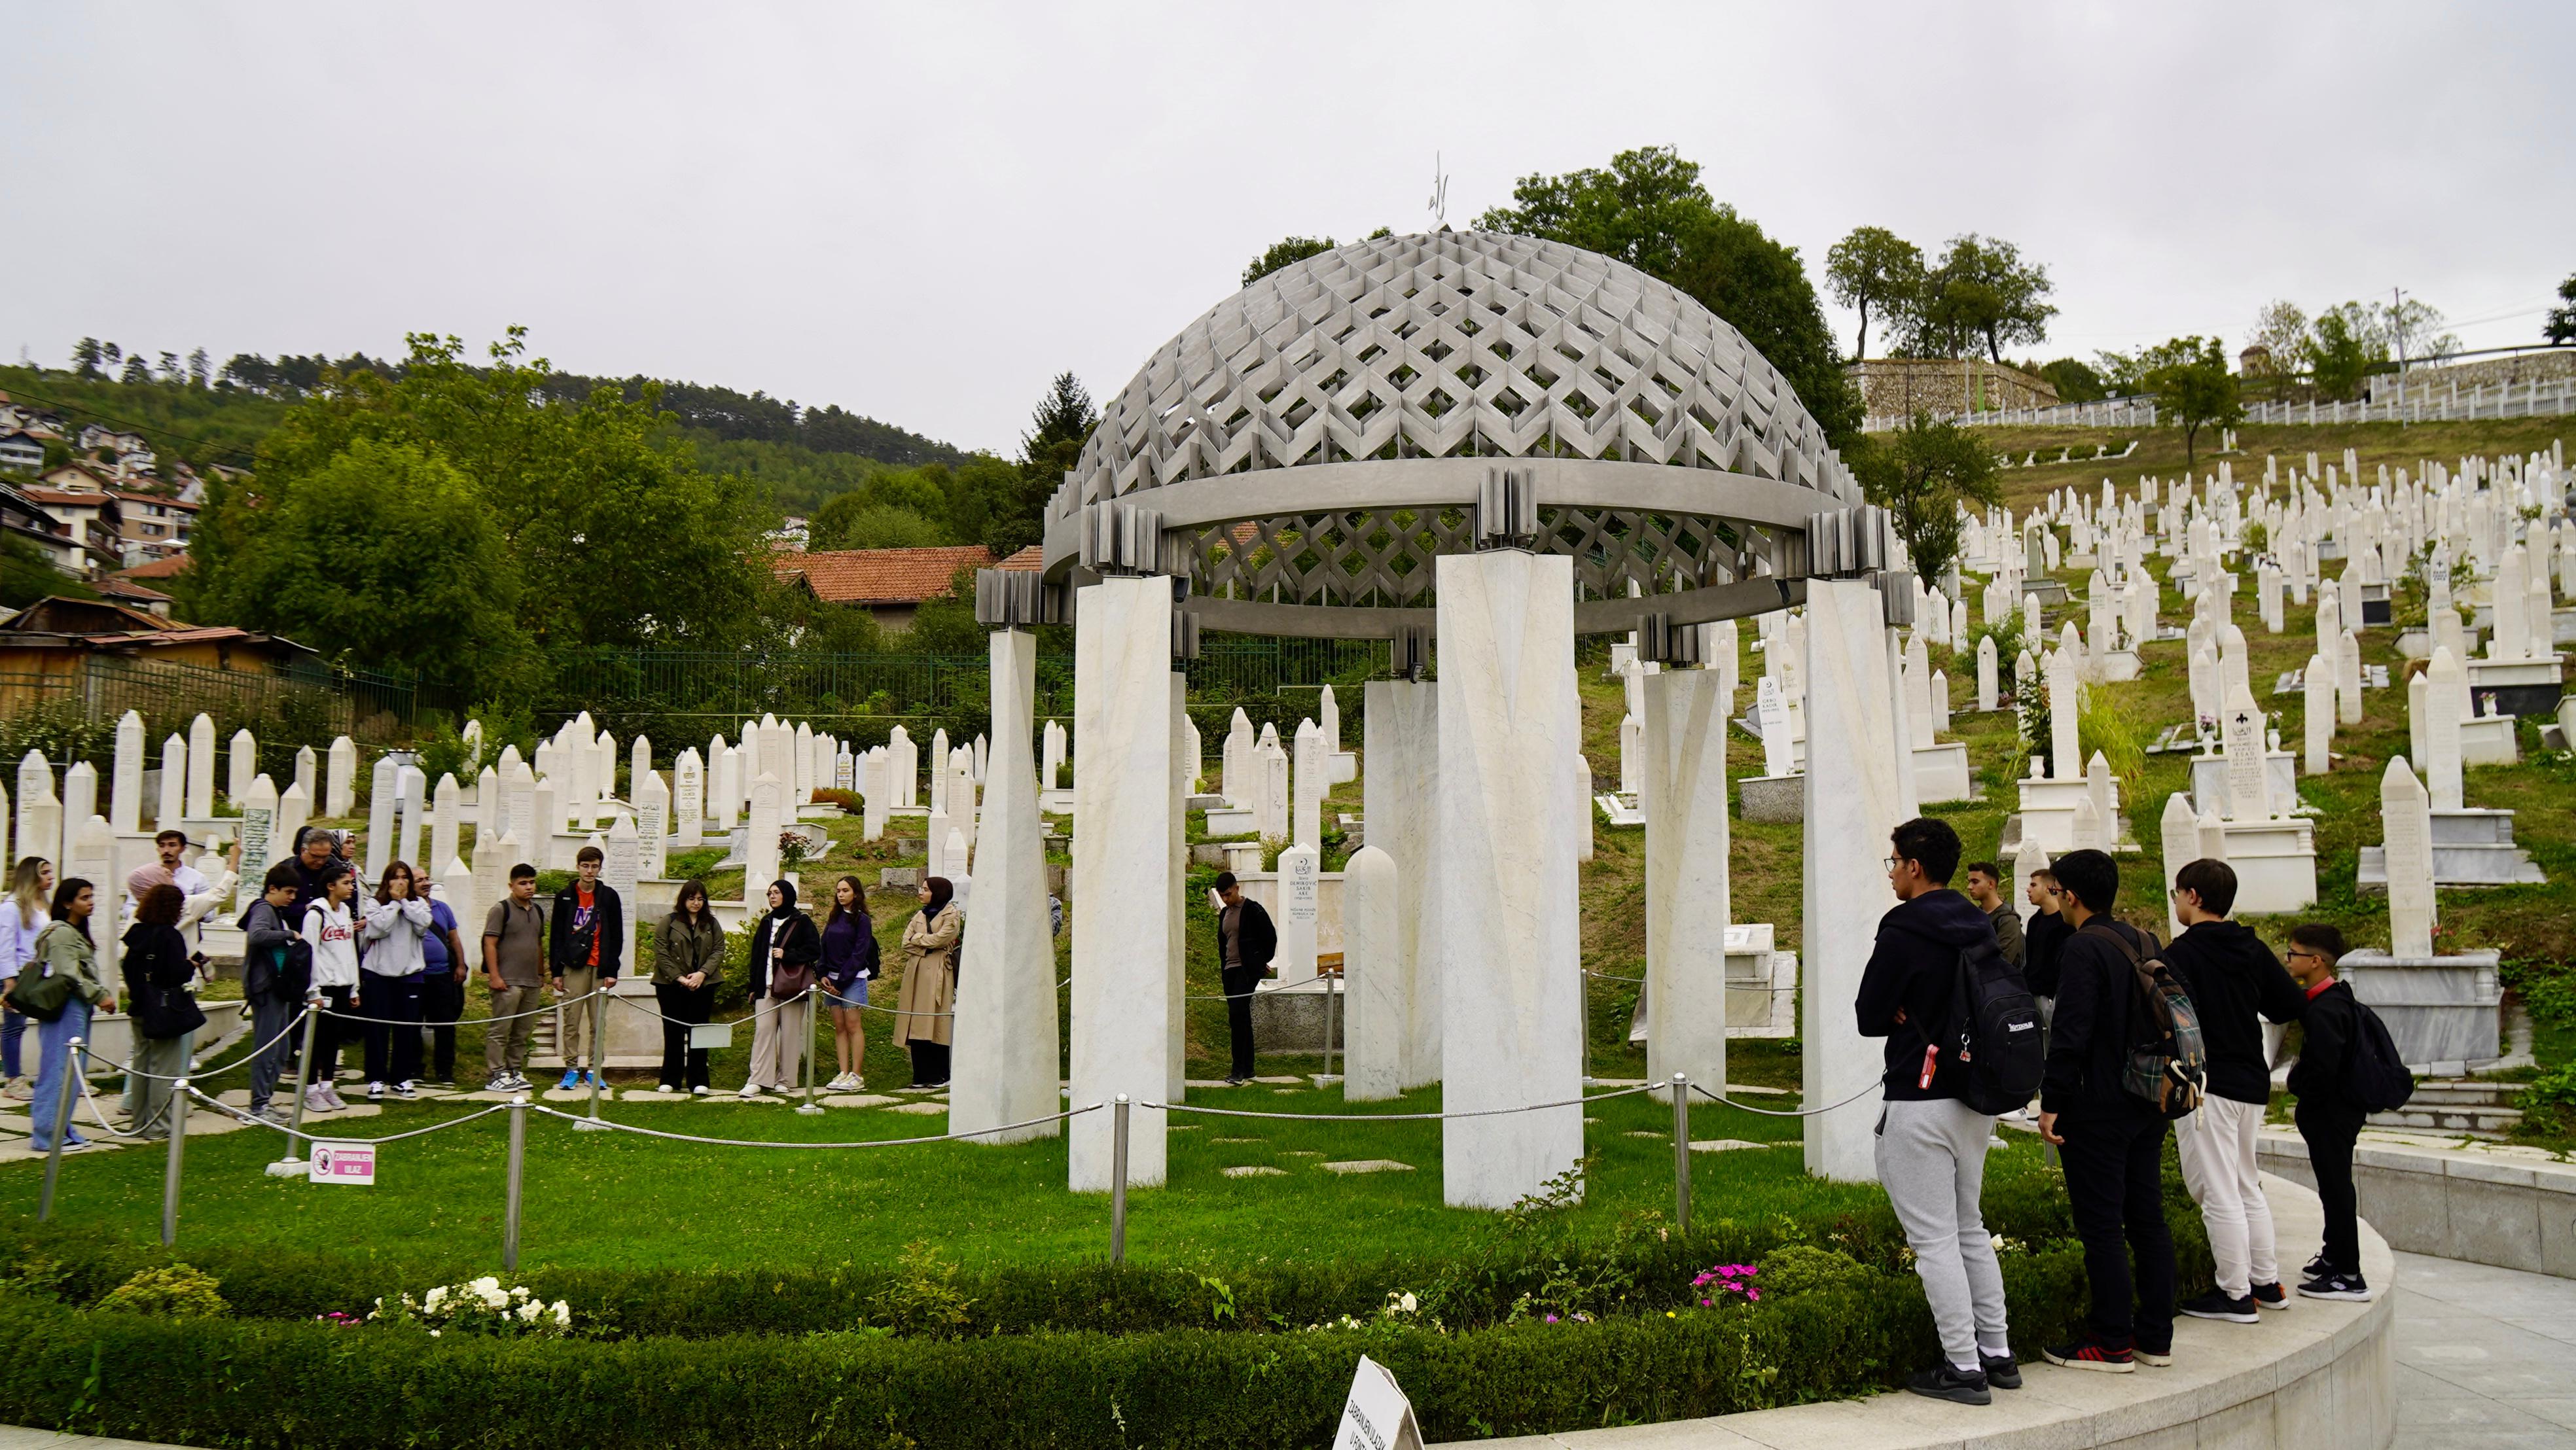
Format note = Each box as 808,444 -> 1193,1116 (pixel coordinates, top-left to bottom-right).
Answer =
2391,1250 -> 2576,1448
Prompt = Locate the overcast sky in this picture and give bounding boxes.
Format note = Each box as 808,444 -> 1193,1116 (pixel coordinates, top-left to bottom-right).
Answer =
7,3 -> 2571,455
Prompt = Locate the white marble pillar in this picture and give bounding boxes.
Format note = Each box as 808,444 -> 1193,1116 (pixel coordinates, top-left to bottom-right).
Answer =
1433,551 -> 1582,1211
1069,576 -> 1175,1192
326,736 -> 357,818
1363,679 -> 1439,1090
2382,758 -> 2436,957
1342,843 -> 1401,1101
185,713 -> 216,819
1641,667 -> 1730,1095
1168,672 -> 1189,1104
110,711 -> 143,834
954,629 -> 1063,1144
1802,578 -> 1906,1183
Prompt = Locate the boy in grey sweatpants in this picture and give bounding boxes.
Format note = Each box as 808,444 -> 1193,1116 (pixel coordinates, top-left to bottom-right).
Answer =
1856,817 -> 2016,1405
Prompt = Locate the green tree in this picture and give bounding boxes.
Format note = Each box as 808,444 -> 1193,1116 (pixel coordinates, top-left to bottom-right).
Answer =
1848,412 -> 2001,587
1477,147 -> 1860,446
0,533 -> 88,607
2032,358 -> 2107,403
2303,304 -> 2387,401
70,338 -> 104,380
1916,235 -> 2055,362
2139,336 -> 2242,470
1243,236 -> 1337,288
809,499 -> 946,550
187,438 -> 531,696
1824,226 -> 1923,361
118,355 -> 152,385
2548,273 -> 2576,345
1000,371 -> 1096,555
188,328 -> 771,672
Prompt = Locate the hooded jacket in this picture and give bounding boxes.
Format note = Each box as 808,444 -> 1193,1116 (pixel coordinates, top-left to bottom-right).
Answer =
2287,979 -> 2365,1118
2024,908 -> 2072,997
548,878 -> 625,978
1855,887 -> 2005,1103
2039,915 -> 2160,1117
2161,919 -> 2305,1105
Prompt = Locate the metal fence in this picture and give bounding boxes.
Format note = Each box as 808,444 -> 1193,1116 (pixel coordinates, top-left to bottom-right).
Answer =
1867,374 -> 2576,433
0,655 -> 417,768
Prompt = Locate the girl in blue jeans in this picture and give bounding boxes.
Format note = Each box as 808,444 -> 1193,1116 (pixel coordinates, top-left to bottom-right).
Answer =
24,879 -> 109,1154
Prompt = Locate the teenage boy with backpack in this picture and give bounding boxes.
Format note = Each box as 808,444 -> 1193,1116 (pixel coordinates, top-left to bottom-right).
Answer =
2283,925 -> 2374,1301
238,864 -> 310,1123
548,846 -> 623,1090
2163,858 -> 2308,1322
2035,849 -> 2181,1372
1855,817 -> 2022,1405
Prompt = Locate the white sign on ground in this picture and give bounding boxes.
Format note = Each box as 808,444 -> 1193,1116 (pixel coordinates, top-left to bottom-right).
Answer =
1332,1355 -> 1424,1450
310,1142 -> 377,1186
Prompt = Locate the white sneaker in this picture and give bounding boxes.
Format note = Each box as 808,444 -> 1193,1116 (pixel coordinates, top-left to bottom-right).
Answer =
656,1083 -> 676,1093
737,1083 -> 762,1099
690,1085 -> 709,1097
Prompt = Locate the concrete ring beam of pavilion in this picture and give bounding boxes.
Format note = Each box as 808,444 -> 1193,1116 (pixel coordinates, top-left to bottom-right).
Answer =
1029,230 -> 1865,640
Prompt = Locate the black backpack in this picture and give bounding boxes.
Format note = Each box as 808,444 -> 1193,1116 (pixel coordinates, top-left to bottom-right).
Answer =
2083,922 -> 2209,1120
2343,998 -> 2416,1113
1939,934 -> 2047,1116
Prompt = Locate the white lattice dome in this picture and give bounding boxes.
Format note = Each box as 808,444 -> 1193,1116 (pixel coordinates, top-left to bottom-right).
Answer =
1058,230 -> 1856,511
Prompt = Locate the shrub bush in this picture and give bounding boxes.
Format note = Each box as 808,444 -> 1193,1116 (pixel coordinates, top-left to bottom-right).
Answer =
93,1265 -> 226,1320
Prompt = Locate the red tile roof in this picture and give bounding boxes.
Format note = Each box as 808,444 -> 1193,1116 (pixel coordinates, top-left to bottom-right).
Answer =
115,555 -> 192,580
771,546 -> 995,605
95,576 -> 173,605
995,544 -> 1045,572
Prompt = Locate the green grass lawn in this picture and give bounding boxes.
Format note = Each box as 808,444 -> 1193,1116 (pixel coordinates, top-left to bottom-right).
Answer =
0,1079 -> 1956,1278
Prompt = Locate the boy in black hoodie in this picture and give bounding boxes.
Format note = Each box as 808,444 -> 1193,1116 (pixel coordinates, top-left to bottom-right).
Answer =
2283,924 -> 2372,1302
2164,859 -> 2308,1322
1855,817 -> 2016,1406
2034,849 -> 2176,1373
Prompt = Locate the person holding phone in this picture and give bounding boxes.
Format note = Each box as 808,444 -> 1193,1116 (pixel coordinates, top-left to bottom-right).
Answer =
120,882 -> 207,1140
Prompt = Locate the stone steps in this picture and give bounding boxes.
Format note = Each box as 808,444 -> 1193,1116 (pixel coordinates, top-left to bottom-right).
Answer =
2365,1103 -> 2523,1137
2407,1080 -> 2520,1108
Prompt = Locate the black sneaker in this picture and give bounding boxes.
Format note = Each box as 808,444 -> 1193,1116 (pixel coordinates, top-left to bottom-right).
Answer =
1904,1363 -> 1991,1406
2181,1288 -> 2260,1324
2042,1333 -> 2135,1373
2299,1271 -> 2371,1301
2249,1281 -> 2290,1311
2300,1252 -> 2333,1281
2135,1339 -> 2174,1367
1980,1353 -> 2022,1390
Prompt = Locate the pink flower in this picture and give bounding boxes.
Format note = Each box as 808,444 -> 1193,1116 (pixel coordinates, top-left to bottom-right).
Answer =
1747,1289 -> 1760,1301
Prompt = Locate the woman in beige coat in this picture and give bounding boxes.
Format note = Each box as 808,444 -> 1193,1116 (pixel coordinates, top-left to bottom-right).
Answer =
892,876 -> 961,1088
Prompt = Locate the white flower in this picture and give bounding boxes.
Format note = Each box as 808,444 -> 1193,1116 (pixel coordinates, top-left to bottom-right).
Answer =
1399,1293 -> 1418,1315
467,1277 -> 501,1294
429,1329 -> 441,1337
551,1300 -> 571,1328
517,1301 -> 542,1322
422,1286 -> 448,1309
510,1286 -> 531,1302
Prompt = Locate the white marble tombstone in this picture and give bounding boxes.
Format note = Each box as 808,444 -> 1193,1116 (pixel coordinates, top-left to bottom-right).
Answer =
1617,713 -> 1644,796
630,735 -> 653,805
157,734 -> 185,828
1976,635 -> 1999,712
1363,679 -> 1440,1091
708,745 -> 738,833
58,764 -> 97,864
397,764 -> 427,872
2381,758 -> 2436,957
1433,552 -> 1582,1210
1291,720 -> 1323,850
1802,578 -> 1908,1183
2160,793 -> 2200,942
2220,685 -> 2270,820
603,815 -> 641,963
884,726 -> 915,810
2335,629 -> 2363,726
1642,667 -> 1730,1095
2424,647 -> 2466,811
471,826 -> 505,930
793,722 -> 814,804
110,711 -> 143,834
928,728 -> 951,813
1755,677 -> 1796,778
505,762 -> 537,854
293,747 -> 318,813
364,756 -> 398,881
2047,650 -> 2081,781
327,736 -> 357,818
1257,741 -> 1290,841
1041,720 -> 1065,792
1341,844 -> 1402,1101
951,626 -> 1062,1145
745,772 -> 784,904
861,749 -> 889,842
635,768 -> 668,880
429,773 -> 461,883
276,781 -> 310,856
1276,843 -> 1320,982
2011,836 -> 2048,924
2302,652 -> 2334,776
673,749 -> 704,846
185,713 -> 216,819
235,774 -> 279,908
227,728 -> 257,804
1069,575 -> 1177,1193
1222,709 -> 1253,806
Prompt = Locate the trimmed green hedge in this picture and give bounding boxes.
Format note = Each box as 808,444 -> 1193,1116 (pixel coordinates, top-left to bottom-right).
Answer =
0,1248 -> 2105,1449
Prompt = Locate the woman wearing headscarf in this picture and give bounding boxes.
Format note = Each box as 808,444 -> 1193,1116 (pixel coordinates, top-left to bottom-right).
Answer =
738,879 -> 819,1097
893,876 -> 963,1088
120,882 -> 205,1140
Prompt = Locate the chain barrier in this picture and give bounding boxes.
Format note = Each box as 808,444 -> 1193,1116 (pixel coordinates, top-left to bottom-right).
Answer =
1150,1080 -> 1668,1123
1687,1078 -> 1884,1119
93,1006 -> 315,1083
318,987 -> 599,1028
524,1100 -> 1101,1149
183,1085 -> 516,1145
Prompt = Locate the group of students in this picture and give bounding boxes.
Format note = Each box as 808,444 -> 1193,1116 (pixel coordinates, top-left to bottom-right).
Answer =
0,821 -> 979,1149
1859,816 -> 2384,1406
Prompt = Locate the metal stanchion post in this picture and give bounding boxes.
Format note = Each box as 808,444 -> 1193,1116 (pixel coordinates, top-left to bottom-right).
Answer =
1670,1074 -> 1692,1236
796,990 -> 824,1115
1109,1095 -> 1130,1266
270,1007 -> 321,1176
38,1036 -> 84,1222
503,1096 -> 527,1271
161,1078 -> 190,1247
1581,969 -> 1592,1085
